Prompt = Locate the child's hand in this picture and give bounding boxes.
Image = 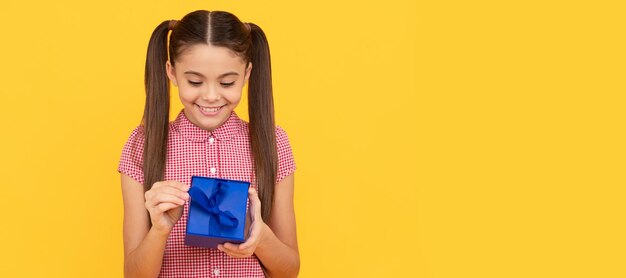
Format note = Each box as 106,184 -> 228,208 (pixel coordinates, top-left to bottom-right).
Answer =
217,187 -> 267,258
144,180 -> 190,235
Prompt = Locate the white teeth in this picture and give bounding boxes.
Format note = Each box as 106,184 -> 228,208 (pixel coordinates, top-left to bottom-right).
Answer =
198,105 -> 223,112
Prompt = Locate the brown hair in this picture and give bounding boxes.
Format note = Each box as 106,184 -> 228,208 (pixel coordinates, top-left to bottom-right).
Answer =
143,10 -> 278,222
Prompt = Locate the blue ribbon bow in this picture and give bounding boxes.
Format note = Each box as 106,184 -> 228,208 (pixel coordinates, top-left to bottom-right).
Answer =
189,181 -> 239,229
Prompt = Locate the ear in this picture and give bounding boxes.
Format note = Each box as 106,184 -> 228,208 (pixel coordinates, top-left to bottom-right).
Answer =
165,60 -> 178,87
244,62 -> 252,83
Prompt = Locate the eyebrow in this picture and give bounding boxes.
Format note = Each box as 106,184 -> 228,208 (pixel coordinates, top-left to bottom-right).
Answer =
183,70 -> 239,78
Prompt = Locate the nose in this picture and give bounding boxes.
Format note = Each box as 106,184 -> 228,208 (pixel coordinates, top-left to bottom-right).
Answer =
201,85 -> 221,101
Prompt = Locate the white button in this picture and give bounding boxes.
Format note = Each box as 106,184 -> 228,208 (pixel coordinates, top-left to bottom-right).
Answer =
210,168 -> 216,174
209,137 -> 215,144
213,268 -> 220,276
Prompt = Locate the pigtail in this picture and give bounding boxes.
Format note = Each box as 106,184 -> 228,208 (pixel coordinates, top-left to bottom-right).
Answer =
142,20 -> 172,193
247,23 -> 278,222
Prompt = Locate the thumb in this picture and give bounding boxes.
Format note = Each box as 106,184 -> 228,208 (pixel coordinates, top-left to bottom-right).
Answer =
249,187 -> 262,219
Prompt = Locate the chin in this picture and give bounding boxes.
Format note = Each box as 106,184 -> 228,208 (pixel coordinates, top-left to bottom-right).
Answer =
200,112 -> 230,129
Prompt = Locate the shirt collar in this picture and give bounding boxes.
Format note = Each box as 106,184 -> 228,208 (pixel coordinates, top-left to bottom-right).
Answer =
172,108 -> 244,142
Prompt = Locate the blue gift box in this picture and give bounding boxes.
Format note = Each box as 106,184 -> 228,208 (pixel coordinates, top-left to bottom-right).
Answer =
185,176 -> 250,248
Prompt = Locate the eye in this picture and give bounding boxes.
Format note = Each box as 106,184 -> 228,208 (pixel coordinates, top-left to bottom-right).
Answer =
221,82 -> 235,87
188,80 -> 202,86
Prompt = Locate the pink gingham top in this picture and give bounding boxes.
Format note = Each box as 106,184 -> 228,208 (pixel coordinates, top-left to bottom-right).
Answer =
117,108 -> 297,277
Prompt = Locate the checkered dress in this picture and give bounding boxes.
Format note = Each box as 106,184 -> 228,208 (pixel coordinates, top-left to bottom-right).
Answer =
117,108 -> 297,277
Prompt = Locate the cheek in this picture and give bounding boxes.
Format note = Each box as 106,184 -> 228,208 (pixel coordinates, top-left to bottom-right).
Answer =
225,89 -> 243,104
177,89 -> 197,104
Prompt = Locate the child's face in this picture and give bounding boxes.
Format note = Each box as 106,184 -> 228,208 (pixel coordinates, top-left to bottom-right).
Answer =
166,44 -> 252,131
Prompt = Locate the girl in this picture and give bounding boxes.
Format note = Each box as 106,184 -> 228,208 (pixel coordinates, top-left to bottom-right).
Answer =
117,10 -> 299,277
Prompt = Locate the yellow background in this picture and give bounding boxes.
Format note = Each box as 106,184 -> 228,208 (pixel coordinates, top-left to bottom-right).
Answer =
1,0 -> 624,277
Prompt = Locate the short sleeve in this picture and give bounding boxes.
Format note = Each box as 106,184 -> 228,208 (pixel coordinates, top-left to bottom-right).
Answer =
275,125 -> 297,183
117,125 -> 145,185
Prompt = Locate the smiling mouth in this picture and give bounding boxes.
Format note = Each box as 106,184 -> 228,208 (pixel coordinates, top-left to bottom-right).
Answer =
196,104 -> 226,113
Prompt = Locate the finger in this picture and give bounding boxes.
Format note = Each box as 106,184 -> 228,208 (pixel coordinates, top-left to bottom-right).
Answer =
249,187 -> 260,202
155,202 -> 180,213
223,242 -> 241,251
220,243 -> 250,257
248,187 -> 262,219
158,186 -> 190,201
220,249 -> 248,258
151,181 -> 164,189
146,200 -> 179,216
217,244 -> 237,256
148,190 -> 186,205
238,225 -> 259,250
149,192 -> 187,207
